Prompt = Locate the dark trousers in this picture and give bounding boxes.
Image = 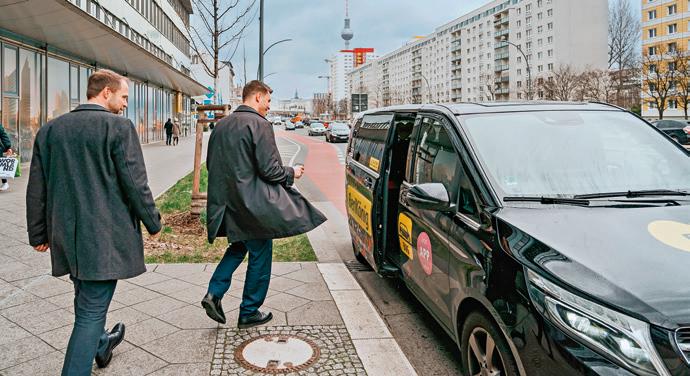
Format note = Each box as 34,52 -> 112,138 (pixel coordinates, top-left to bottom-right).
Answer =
165,133 -> 172,145
62,276 -> 117,376
173,136 -> 179,145
208,239 -> 273,317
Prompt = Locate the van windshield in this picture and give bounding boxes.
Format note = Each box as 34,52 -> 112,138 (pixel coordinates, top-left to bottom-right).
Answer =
461,111 -> 690,197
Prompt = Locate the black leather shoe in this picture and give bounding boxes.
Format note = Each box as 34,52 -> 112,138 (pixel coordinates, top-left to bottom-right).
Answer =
201,293 -> 226,324
95,322 -> 125,368
238,311 -> 273,329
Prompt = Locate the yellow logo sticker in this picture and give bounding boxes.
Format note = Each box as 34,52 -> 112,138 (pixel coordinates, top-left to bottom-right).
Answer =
398,213 -> 413,260
347,185 -> 372,235
369,157 -> 380,171
648,220 -> 690,253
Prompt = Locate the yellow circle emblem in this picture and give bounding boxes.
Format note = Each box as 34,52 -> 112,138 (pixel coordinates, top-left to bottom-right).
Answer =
648,220 -> 690,253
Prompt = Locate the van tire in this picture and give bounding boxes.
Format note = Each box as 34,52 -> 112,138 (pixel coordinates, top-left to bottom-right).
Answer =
460,312 -> 519,376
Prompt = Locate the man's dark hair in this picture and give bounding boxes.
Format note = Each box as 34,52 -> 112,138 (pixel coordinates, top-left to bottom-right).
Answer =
87,69 -> 125,99
242,80 -> 273,102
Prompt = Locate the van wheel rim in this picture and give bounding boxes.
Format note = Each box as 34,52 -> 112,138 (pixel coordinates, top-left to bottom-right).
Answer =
467,327 -> 506,376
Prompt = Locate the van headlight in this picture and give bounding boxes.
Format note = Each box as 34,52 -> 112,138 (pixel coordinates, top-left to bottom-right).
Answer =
526,269 -> 669,376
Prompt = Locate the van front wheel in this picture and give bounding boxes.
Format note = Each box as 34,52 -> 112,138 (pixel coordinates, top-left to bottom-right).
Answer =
460,312 -> 519,376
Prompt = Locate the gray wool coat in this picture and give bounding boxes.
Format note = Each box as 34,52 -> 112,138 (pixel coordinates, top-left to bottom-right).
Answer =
206,105 -> 327,243
26,104 -> 161,281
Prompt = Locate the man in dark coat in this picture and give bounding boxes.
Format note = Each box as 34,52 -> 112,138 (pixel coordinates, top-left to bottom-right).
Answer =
164,118 -> 173,145
201,80 -> 326,329
0,122 -> 13,191
26,69 -> 161,375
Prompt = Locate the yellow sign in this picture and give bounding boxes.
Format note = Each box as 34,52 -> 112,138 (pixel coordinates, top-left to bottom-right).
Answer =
347,185 -> 372,235
648,220 -> 690,253
369,157 -> 380,171
398,213 -> 413,260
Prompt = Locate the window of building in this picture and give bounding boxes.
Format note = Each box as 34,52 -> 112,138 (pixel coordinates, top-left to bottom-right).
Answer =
668,24 -> 677,34
2,45 -> 18,94
668,61 -> 676,71
649,28 -> 657,38
526,16 -> 532,24
47,57 -> 70,122
548,63 -> 554,71
648,10 -> 657,19
538,51 -> 543,59
668,4 -> 677,15
547,8 -> 553,16
537,25 -> 543,33
547,36 -> 553,43
669,99 -> 678,109
538,65 -> 544,72
548,49 -> 553,57
649,45 -> 657,55
547,22 -> 553,30
668,42 -> 677,52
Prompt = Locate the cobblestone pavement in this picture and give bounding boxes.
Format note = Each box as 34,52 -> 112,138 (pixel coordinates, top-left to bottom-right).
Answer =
213,325 -> 366,376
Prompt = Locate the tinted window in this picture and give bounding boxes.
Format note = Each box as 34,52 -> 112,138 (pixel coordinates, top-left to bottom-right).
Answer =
350,114 -> 393,172
463,111 -> 690,196
412,117 -> 478,217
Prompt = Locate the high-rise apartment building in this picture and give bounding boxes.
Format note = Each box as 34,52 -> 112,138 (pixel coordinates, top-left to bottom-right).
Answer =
350,0 -> 608,110
0,0 -> 205,162
328,49 -> 378,103
641,0 -> 690,120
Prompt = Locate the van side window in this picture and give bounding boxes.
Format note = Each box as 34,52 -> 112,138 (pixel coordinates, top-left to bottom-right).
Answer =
349,114 -> 393,172
347,119 -> 363,157
412,117 -> 479,218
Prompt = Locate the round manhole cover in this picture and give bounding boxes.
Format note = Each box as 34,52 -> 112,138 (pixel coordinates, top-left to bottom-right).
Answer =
234,334 -> 320,374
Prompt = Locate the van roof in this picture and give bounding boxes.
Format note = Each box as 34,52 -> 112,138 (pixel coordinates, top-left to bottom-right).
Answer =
357,101 -> 624,117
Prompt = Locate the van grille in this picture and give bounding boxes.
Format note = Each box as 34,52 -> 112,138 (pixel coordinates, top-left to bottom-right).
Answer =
674,328 -> 690,364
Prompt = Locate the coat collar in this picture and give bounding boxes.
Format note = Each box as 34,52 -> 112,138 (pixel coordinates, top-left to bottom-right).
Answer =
234,105 -> 267,120
71,104 -> 110,113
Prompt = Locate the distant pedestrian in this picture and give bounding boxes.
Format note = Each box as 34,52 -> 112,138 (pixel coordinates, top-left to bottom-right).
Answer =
0,123 -> 12,191
164,118 -> 173,145
26,69 -> 162,376
172,120 -> 180,146
201,80 -> 326,329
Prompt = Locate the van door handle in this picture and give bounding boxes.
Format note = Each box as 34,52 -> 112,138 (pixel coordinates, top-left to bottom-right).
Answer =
364,177 -> 374,188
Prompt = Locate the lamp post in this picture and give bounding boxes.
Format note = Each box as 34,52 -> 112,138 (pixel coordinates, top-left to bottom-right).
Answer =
500,36 -> 532,100
318,75 -> 332,119
259,0 -> 264,81
420,73 -> 432,103
257,38 -> 292,81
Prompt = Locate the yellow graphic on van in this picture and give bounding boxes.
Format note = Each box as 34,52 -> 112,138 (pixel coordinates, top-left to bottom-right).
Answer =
648,220 -> 690,253
398,213 -> 413,260
347,185 -> 372,236
369,157 -> 380,171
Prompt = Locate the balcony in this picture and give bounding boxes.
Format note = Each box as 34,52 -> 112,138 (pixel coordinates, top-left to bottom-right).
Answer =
494,17 -> 508,25
494,75 -> 509,83
495,29 -> 510,38
494,41 -> 509,49
495,88 -> 510,95
494,51 -> 509,60
452,81 -> 462,89
494,64 -> 509,72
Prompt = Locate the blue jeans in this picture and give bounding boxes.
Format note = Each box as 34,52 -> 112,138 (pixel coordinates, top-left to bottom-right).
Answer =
62,276 -> 117,376
208,239 -> 273,317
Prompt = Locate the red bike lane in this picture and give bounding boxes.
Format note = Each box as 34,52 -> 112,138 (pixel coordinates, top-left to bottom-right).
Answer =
277,130 -> 347,216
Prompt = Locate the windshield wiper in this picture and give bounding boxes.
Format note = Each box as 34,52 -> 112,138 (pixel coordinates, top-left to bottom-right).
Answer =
574,189 -> 690,200
503,196 -> 590,206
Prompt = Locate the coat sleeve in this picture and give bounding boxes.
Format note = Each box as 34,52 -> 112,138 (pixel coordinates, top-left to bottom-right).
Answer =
26,136 -> 47,246
112,121 -> 162,234
253,122 -> 295,186
0,125 -> 11,151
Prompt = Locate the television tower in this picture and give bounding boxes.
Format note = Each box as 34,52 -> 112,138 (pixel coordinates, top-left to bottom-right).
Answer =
341,0 -> 353,49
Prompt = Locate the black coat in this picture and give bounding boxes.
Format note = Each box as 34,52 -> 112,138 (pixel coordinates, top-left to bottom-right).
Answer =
26,104 -> 161,281
206,105 -> 326,243
164,120 -> 173,135
0,123 -> 11,152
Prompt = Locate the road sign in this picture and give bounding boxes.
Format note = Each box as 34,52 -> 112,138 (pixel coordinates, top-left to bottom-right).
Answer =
351,93 -> 368,113
205,86 -> 215,99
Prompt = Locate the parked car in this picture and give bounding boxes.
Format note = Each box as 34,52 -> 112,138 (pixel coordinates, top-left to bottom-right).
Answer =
346,102 -> 690,376
652,119 -> 690,144
325,122 -> 350,143
307,122 -> 326,136
294,121 -> 304,129
284,121 -> 296,131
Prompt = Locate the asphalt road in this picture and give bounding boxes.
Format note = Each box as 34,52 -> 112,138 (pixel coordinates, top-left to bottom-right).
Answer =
276,123 -> 464,376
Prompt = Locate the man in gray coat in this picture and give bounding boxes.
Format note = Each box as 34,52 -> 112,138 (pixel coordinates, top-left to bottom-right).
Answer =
26,70 -> 161,375
202,80 -> 326,328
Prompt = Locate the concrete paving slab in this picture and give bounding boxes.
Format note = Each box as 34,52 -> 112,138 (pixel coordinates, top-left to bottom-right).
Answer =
165,284 -> 209,304
0,335 -> 54,370
146,278 -> 197,296
269,262 -> 303,276
285,282 -> 333,302
112,285 -> 164,306
147,363 -> 212,376
127,271 -> 173,287
262,292 -> 310,312
265,275 -> 305,292
352,338 -> 418,376
330,290 -> 391,340
287,301 -> 343,326
130,295 -> 189,317
158,305 -> 222,330
318,263 -> 361,291
125,317 -> 180,346
0,316 -> 33,347
106,306 -> 152,328
92,346 -> 168,376
141,329 -> 216,364
0,350 -> 64,376
154,263 -> 207,278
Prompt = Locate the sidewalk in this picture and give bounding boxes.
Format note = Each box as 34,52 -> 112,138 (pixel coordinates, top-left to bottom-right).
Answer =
0,134 -> 416,375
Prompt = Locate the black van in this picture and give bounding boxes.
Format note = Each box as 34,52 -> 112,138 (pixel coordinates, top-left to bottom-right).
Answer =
345,102 -> 690,376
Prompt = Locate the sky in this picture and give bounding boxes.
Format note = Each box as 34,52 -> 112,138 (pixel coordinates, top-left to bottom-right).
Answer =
196,0 -> 641,100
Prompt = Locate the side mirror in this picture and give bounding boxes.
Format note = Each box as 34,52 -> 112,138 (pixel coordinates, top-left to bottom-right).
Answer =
406,183 -> 456,212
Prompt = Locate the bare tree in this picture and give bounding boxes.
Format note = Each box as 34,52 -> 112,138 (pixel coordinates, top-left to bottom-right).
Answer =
641,46 -> 677,120
672,47 -> 690,120
579,69 -> 615,102
539,65 -> 582,101
480,73 -> 496,101
608,0 -> 641,105
189,0 -> 256,103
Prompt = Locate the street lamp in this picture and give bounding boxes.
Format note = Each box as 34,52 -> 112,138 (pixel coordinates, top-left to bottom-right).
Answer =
420,73 -> 432,103
501,35 -> 532,100
257,38 -> 292,81
264,72 -> 278,79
